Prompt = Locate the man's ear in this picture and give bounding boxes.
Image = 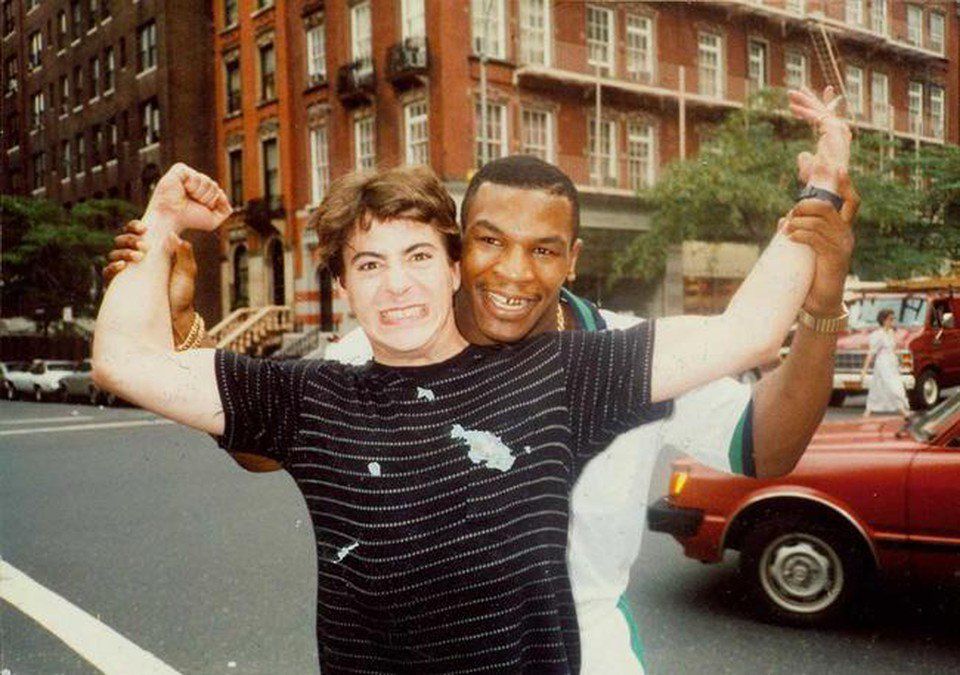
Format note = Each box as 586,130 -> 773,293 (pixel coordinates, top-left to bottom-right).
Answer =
567,238 -> 583,282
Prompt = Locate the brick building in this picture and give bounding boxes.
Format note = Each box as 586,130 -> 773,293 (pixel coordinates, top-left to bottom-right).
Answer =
1,0 -> 221,322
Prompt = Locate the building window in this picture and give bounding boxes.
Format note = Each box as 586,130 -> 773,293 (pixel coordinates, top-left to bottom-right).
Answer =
88,0 -> 98,29
306,19 -> 326,84
521,109 -> 553,163
785,0 -> 805,13
259,43 -> 276,101
519,0 -> 549,66
225,55 -> 241,113
106,117 -> 117,159
100,0 -> 109,21
627,121 -> 655,191
404,100 -> 429,166
471,0 -> 505,58
625,14 -> 653,81
588,118 -> 617,187
89,56 -> 100,99
929,85 -> 944,140
698,32 -> 723,98
29,31 -> 44,70
30,90 -> 45,130
747,40 -> 767,93
929,12 -> 944,54
401,0 -> 426,40
233,245 -> 249,309
138,21 -> 157,72
256,0 -> 274,9
228,148 -> 243,206
474,101 -> 506,167
2,1 -> 13,38
844,65 -> 863,118
142,98 -> 160,146
26,0 -> 40,12
57,10 -> 68,48
58,75 -> 69,114
73,65 -> 83,105
354,114 -> 376,170
870,0 -> 887,35
586,5 -> 614,74
61,139 -> 72,176
908,81 -> 923,135
119,37 -> 126,68
224,0 -> 238,28
4,56 -> 18,96
351,2 -> 372,75
71,0 -> 82,41
91,124 -> 102,165
845,0 -> 864,26
870,71 -> 888,128
31,151 -> 46,191
784,50 -> 807,89
104,47 -> 115,92
261,137 -> 280,210
76,132 -> 86,172
906,5 -> 922,46
309,127 -> 329,204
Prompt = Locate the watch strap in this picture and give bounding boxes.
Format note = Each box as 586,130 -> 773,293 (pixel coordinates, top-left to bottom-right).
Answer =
797,185 -> 844,212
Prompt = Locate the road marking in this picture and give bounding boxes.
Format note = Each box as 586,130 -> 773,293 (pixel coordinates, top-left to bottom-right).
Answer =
0,415 -> 95,425
0,560 -> 181,674
0,419 -> 175,437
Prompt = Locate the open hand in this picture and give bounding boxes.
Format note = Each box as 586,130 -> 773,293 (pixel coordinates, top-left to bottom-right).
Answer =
143,163 -> 232,233
788,86 -> 852,191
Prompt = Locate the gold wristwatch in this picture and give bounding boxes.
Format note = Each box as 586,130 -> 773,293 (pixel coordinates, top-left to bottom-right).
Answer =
797,305 -> 849,334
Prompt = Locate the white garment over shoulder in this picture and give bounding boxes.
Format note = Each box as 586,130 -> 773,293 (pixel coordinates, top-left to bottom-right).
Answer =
313,315 -> 752,674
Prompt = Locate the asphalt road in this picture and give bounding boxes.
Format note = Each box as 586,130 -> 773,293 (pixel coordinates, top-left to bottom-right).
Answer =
2,397 -> 959,674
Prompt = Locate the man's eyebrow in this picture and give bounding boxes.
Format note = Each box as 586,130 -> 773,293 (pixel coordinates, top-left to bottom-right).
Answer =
472,220 -> 567,246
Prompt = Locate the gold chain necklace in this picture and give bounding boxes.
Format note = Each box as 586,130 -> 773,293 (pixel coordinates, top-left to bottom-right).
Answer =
556,302 -> 565,331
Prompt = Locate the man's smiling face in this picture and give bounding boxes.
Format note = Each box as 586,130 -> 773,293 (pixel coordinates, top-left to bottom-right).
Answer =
457,182 -> 582,344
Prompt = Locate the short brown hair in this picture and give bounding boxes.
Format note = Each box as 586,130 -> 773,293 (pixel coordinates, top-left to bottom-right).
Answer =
310,165 -> 460,279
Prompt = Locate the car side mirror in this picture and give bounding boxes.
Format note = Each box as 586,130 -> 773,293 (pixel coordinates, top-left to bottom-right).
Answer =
943,312 -> 955,329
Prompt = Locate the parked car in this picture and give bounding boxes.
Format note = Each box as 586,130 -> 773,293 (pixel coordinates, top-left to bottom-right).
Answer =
57,359 -> 119,405
3,361 -> 34,400
789,277 -> 960,410
648,393 -> 960,626
12,359 -> 78,401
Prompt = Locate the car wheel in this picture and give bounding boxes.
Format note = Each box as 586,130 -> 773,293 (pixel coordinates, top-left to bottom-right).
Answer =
104,392 -> 118,407
3,381 -> 15,401
828,391 -> 847,407
740,516 -> 869,626
33,386 -> 43,403
909,369 -> 940,410
56,385 -> 69,403
89,387 -> 100,405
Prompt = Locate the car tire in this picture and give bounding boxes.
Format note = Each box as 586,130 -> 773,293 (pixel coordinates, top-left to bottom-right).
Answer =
739,515 -> 869,627
3,381 -> 15,401
89,387 -> 100,405
56,385 -> 69,403
828,391 -> 847,407
33,386 -> 43,403
908,369 -> 940,410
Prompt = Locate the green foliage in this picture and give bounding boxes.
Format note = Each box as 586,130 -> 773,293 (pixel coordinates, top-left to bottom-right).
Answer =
614,91 -> 960,283
1,196 -> 136,321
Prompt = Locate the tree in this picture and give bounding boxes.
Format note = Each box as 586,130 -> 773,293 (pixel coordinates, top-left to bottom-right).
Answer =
613,91 -> 960,284
1,197 -> 137,327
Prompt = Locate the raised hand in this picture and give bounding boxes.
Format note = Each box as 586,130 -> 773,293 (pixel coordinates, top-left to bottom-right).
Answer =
142,163 -> 232,233
788,86 -> 852,191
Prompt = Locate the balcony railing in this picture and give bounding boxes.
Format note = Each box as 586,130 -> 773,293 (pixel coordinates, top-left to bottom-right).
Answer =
387,36 -> 428,89
336,58 -> 375,106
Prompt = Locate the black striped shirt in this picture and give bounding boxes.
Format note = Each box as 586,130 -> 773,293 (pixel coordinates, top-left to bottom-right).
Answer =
215,323 -> 660,674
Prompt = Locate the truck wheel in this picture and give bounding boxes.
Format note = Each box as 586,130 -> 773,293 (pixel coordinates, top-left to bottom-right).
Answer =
909,369 -> 940,410
828,391 -> 847,407
740,516 -> 868,626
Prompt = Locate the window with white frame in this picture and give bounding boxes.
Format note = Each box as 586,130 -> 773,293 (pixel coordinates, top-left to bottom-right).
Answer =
225,53 -> 241,113
228,147 -> 243,206
89,56 -> 100,99
31,151 -> 46,190
224,0 -> 238,28
474,101 -> 506,166
306,18 -> 326,83
142,97 -> 160,146
519,0 -> 549,66
747,40 -> 767,93
471,0 -> 505,59
625,14 -> 653,80
906,5 -> 922,46
404,100 -> 429,165
30,90 -> 45,130
58,75 -> 69,114
870,0 -> 887,35
354,113 -> 376,170
29,31 -> 43,70
401,0 -> 425,40
845,0 -> 864,26
588,118 -> 617,187
104,47 -> 115,92
76,132 -> 85,171
259,42 -> 276,101
627,121 -> 655,191
908,81 -> 923,135
929,12 -> 944,54
785,0 -> 805,14
698,32 -> 723,98
351,1 -> 372,73
845,65 -> 863,118
784,50 -> 807,89
261,137 -> 280,210
929,85 -> 944,140
521,108 -> 553,162
138,21 -> 157,72
61,139 -> 72,176
586,5 -> 614,74
871,71 -> 889,127
309,126 -> 329,204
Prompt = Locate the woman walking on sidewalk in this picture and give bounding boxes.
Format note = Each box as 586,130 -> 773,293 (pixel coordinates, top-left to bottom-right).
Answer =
861,308 -> 910,419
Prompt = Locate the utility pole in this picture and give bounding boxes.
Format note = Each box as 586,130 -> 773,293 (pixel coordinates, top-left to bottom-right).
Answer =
479,0 -> 493,167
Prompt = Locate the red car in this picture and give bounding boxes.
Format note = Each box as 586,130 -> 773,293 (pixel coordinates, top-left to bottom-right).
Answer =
648,393 -> 960,626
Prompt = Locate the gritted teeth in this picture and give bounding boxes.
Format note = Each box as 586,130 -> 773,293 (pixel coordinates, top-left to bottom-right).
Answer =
380,305 -> 427,321
486,291 -> 535,309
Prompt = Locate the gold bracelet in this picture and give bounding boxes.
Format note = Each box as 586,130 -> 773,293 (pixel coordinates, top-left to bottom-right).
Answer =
174,312 -> 206,351
797,305 -> 849,334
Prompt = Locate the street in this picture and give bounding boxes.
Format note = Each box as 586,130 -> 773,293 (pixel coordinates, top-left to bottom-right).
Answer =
2,399 -> 959,674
